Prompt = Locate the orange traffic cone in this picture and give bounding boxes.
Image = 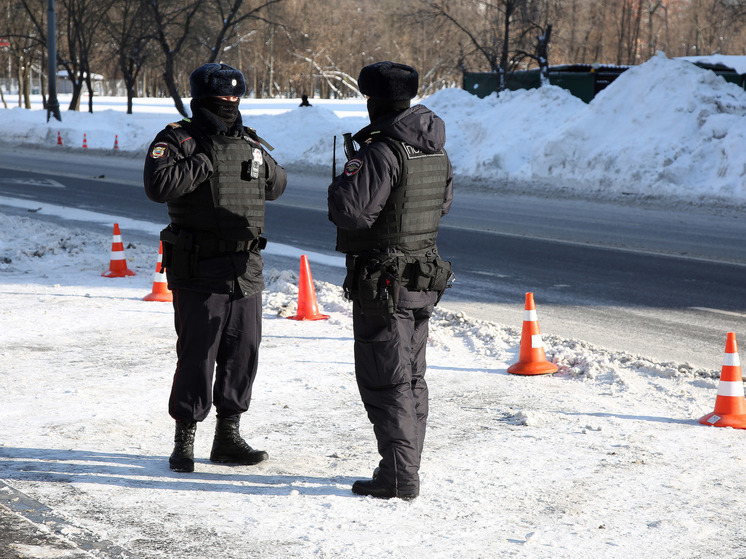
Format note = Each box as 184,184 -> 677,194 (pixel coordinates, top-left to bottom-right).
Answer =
508,292 -> 558,376
57,131 -> 63,146
102,223 -> 136,278
287,255 -> 330,321
699,332 -> 746,429
82,133 -> 88,149
143,242 -> 172,302
113,135 -> 119,150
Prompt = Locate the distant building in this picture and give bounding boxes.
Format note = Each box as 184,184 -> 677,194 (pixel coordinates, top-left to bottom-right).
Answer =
57,72 -> 105,96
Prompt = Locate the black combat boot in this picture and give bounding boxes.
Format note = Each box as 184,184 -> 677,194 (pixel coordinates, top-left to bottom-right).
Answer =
169,420 -> 197,473
351,479 -> 418,501
209,415 -> 268,465
352,466 -> 417,500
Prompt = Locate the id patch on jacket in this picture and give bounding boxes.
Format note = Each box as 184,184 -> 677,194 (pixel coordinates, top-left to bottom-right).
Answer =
150,142 -> 168,159
344,158 -> 363,176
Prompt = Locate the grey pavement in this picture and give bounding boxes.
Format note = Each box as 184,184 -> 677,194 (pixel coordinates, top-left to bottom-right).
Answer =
0,482 -> 138,559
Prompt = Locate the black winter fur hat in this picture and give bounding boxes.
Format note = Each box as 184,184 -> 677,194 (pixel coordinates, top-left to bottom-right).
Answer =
190,63 -> 246,99
358,61 -> 418,100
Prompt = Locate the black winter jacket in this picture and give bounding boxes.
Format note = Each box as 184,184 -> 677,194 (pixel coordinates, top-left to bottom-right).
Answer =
328,104 -> 452,232
144,103 -> 287,296
327,104 -> 453,307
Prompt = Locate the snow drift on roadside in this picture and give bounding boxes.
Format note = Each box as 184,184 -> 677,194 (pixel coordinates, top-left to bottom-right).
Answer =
425,86 -> 586,179
532,53 -> 746,199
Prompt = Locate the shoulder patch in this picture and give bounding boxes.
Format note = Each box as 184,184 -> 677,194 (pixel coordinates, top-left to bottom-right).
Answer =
344,158 -> 363,176
150,142 -> 168,159
167,122 -> 182,129
403,143 -> 445,160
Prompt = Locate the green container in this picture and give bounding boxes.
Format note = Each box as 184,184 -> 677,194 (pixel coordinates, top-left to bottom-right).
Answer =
463,65 -> 624,103
548,72 -> 596,103
464,61 -> 746,101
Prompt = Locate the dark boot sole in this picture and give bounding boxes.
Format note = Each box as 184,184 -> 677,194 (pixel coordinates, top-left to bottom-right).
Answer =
209,453 -> 268,465
351,480 -> 417,500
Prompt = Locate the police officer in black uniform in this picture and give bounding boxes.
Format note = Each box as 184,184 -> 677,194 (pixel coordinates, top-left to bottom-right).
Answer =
328,61 -> 453,500
144,63 -> 287,473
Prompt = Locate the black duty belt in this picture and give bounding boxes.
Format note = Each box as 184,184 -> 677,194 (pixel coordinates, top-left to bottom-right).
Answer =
161,225 -> 267,260
195,236 -> 267,258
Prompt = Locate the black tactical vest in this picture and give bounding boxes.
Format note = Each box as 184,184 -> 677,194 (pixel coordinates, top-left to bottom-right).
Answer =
167,130 -> 266,241
336,138 -> 449,254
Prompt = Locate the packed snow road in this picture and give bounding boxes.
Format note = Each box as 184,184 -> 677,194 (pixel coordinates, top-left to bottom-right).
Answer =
0,144 -> 744,369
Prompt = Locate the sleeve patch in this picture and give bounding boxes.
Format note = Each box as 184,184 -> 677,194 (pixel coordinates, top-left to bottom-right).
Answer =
344,158 -> 363,176
150,142 -> 168,159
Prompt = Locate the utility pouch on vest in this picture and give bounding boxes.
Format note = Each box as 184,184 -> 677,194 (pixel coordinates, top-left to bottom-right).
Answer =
409,255 -> 454,305
411,256 -> 453,291
160,226 -> 199,279
356,255 -> 400,319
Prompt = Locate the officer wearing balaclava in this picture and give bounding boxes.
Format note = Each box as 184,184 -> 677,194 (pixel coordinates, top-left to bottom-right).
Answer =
144,63 -> 287,473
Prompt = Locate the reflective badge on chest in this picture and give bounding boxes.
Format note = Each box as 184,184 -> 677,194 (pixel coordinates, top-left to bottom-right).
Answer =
251,148 -> 263,179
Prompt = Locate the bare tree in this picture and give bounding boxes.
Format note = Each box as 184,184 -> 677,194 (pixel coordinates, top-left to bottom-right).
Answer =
20,0 -> 110,112
60,0 -> 110,112
6,0 -> 746,108
414,1 -> 556,91
516,23 -> 552,84
690,0 -> 733,55
106,0 -> 152,114
615,0 -> 643,65
9,0 -> 46,109
200,0 -> 283,64
416,1 -> 506,90
147,0 -> 205,117
644,1 -> 666,59
293,50 -> 359,97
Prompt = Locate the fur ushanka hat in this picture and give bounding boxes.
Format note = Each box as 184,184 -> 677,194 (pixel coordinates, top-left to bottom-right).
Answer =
189,63 -> 246,99
357,61 -> 418,100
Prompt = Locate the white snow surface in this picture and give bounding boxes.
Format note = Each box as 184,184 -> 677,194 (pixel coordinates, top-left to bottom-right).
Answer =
1,52 -> 746,558
2,211 -> 744,559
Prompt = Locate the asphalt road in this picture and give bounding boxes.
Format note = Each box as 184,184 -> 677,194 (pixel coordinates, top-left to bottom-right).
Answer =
0,144 -> 744,369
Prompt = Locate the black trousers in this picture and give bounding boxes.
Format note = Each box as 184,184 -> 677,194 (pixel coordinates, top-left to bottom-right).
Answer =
169,288 -> 262,422
352,295 -> 435,496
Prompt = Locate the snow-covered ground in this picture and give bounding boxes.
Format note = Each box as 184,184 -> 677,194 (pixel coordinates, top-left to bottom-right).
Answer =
1,53 -> 746,558
2,211 -> 744,559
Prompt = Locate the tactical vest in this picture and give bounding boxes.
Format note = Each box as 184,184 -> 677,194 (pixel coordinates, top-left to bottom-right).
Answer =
167,130 -> 266,241
336,138 -> 449,254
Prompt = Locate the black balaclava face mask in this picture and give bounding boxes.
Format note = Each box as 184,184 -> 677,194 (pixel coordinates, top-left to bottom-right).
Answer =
367,98 -> 410,123
199,97 -> 240,128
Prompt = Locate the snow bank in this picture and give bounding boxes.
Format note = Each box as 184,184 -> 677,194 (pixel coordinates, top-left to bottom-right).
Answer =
533,53 -> 746,199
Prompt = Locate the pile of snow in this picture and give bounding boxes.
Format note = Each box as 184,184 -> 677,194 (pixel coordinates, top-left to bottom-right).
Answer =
425,85 -> 585,179
2,208 -> 745,558
532,53 -> 746,199
3,53 -> 746,202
